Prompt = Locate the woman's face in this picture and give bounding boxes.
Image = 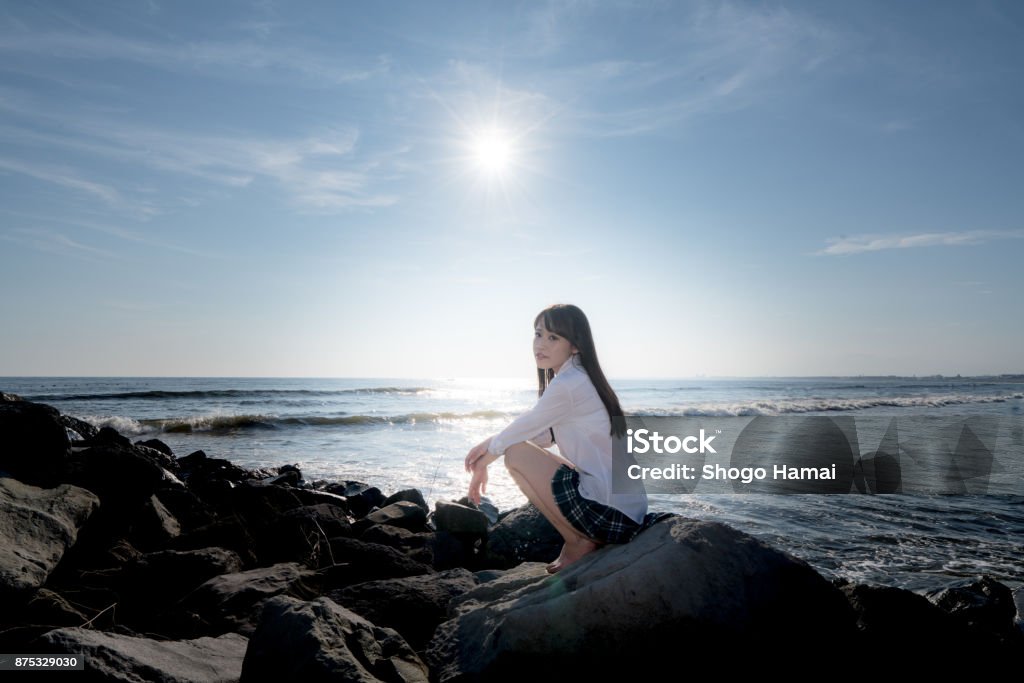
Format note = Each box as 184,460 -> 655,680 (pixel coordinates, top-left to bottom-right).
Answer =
534,320 -> 577,374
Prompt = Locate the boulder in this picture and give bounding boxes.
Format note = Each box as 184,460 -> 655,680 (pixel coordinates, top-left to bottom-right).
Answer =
426,517 -> 857,680
219,486 -> 351,566
325,537 -> 434,588
84,426 -> 131,449
432,501 -> 488,535
926,575 -> 1021,644
124,547 -> 243,607
329,568 -> 479,650
353,502 -> 428,534
0,478 -> 100,595
484,504 -> 561,569
454,497 -> 498,525
180,562 -> 321,636
63,414 -> 99,442
42,628 -> 247,682
841,579 -> 1024,659
137,438 -> 174,457
0,400 -> 70,486
127,494 -> 182,550
240,595 -> 428,683
324,481 -> 384,517
383,488 -> 429,514
0,392 -> 23,402
62,443 -> 168,554
281,503 -> 354,537
153,486 -> 216,532
428,502 -> 489,570
169,517 -> 258,567
65,444 -> 166,510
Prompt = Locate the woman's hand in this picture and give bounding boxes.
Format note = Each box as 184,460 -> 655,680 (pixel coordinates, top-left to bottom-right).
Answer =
468,462 -> 488,506
464,437 -> 493,472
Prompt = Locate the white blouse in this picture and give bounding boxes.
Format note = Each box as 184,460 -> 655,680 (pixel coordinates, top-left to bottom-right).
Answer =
487,354 -> 648,525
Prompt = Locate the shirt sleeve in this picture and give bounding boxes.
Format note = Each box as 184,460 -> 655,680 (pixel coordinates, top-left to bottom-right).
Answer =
488,379 -> 573,456
529,427 -> 554,448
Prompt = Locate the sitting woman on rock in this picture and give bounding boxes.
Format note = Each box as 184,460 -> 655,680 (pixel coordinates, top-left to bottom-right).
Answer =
464,303 -> 650,573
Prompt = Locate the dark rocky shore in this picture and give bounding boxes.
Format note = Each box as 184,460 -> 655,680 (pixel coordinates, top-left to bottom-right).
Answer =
1,393 -> 1022,680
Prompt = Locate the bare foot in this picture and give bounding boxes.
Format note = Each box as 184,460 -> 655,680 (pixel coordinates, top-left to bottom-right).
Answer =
546,544 -> 568,573
546,536 -> 601,574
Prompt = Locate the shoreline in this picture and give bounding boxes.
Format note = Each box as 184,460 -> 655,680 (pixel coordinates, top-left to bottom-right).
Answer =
2,392 -> 1022,678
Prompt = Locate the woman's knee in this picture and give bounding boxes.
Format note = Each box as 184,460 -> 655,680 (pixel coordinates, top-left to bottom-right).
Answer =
503,441 -> 533,471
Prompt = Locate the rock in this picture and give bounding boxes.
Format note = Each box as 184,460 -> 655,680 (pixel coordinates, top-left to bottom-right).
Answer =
359,525 -> 434,567
125,547 -> 243,605
353,502 -> 428,534
65,444 -> 166,509
427,500 -> 499,569
0,400 -> 70,486
127,494 -> 182,550
169,518 -> 258,567
62,414 -> 99,442
85,426 -> 131,449
383,488 -> 429,514
432,501 -> 488,535
153,486 -> 215,532
180,562 -> 321,636
113,547 -> 243,637
42,628 -> 247,682
0,392 -> 23,402
324,481 -> 384,518
329,569 -> 479,650
926,575 -> 1021,643
456,564 -> 550,615
359,524 -> 427,549
843,582 -> 955,640
62,443 -> 168,553
250,469 -> 301,487
484,504 -> 561,569
325,537 -> 434,588
257,503 -> 354,567
426,517 -> 857,680
137,438 -> 174,457
0,478 -> 100,596
133,445 -> 179,474
454,496 -> 498,525
240,595 -> 428,683
221,486 -> 350,566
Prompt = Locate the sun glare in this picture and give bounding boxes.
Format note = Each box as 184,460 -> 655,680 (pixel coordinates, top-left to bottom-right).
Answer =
470,127 -> 515,176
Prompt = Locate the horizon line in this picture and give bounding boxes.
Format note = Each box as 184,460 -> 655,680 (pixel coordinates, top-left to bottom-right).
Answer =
3,373 -> 1024,381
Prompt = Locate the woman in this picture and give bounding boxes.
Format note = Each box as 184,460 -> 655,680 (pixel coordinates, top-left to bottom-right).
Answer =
464,303 -> 649,573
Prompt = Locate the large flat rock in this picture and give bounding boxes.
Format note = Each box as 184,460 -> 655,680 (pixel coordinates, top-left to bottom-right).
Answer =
0,477 -> 100,595
426,516 -> 857,680
42,628 -> 247,682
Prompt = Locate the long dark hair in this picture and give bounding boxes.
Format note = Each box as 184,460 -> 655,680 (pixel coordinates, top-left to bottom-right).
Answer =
534,304 -> 625,438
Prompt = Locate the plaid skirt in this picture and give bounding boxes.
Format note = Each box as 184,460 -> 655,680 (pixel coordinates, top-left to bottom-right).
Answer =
551,464 -> 641,545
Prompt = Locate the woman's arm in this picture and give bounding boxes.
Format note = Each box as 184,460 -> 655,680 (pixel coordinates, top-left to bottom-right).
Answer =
486,379 -> 574,457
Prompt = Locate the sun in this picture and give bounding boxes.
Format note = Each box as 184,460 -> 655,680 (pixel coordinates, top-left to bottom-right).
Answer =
469,127 -> 515,177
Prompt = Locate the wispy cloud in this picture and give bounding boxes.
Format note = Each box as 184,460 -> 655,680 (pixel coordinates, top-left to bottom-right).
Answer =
817,229 -> 1024,256
0,158 -> 156,218
1,227 -> 120,262
0,209 -> 217,259
0,31 -> 389,86
541,1 -> 853,137
0,106 -> 401,212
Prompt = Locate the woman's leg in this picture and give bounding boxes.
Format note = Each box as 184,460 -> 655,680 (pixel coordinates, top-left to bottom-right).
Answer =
503,441 -> 603,573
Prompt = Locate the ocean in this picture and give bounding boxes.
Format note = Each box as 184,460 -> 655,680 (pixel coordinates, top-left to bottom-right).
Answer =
4,375 -> 1023,595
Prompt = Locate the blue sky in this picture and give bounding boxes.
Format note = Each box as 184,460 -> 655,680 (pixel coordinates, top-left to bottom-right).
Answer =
1,1 -> 1022,378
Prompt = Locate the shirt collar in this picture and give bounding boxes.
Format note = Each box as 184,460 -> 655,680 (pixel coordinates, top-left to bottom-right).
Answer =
555,354 -> 578,375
